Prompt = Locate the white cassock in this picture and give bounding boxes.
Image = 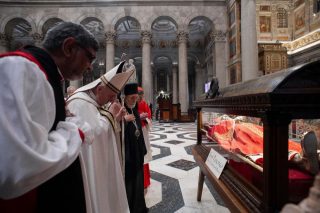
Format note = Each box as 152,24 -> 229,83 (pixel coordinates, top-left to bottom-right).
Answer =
0,56 -> 82,199
67,92 -> 129,213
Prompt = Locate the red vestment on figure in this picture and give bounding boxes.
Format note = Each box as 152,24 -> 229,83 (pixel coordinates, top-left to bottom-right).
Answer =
138,100 -> 152,188
138,100 -> 151,127
208,119 -> 302,159
208,119 -> 312,202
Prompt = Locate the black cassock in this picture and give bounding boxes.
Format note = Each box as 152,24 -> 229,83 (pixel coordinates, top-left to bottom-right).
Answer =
124,104 -> 148,213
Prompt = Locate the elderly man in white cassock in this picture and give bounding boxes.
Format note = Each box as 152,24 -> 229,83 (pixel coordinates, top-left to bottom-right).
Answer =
66,61 -> 134,213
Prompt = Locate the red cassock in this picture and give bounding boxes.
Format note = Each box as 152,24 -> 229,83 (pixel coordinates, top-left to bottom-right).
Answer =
138,100 -> 152,188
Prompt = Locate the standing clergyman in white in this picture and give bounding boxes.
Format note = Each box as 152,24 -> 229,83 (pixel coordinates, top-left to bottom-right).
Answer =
66,61 -> 134,213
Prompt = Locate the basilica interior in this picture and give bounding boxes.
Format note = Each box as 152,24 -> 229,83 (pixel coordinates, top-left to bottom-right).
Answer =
1,0 -> 319,115
1,0 -> 320,212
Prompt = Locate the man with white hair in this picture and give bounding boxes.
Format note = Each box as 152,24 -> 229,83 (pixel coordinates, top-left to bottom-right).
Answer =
67,61 -> 134,213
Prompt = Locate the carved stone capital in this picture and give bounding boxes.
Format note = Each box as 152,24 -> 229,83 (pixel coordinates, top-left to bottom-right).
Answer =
105,31 -> 117,44
176,31 -> 188,44
210,30 -> 226,42
32,33 -> 44,42
141,30 -> 152,44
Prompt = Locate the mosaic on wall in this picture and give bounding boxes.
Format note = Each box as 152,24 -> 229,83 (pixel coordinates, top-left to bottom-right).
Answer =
295,6 -> 305,32
260,16 -> 271,33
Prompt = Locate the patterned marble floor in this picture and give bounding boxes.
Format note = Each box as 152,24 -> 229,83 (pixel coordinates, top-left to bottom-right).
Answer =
145,121 -> 230,213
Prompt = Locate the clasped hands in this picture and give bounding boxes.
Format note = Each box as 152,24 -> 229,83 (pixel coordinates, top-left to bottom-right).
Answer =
124,114 -> 136,122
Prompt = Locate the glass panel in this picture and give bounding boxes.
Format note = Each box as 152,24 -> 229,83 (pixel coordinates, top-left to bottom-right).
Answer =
201,112 -> 263,190
201,112 -> 320,203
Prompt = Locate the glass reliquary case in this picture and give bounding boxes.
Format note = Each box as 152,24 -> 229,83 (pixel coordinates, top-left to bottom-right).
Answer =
192,60 -> 320,212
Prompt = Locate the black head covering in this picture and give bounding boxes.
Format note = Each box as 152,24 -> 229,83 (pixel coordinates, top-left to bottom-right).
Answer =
124,82 -> 138,95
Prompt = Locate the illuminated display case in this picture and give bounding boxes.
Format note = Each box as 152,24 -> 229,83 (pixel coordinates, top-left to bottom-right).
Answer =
192,60 -> 320,212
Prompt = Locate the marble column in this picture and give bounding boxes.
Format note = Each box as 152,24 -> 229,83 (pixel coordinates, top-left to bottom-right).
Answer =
195,63 -> 203,99
172,64 -> 178,104
177,31 -> 189,114
105,31 -> 117,71
241,0 -> 259,81
211,30 -> 227,88
32,33 -> 43,47
141,30 -> 153,104
0,33 -> 9,53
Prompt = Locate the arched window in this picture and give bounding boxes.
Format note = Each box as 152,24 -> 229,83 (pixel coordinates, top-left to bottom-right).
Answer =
277,8 -> 288,28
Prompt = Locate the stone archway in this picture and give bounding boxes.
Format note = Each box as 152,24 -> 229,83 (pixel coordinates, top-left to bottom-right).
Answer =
5,18 -> 33,51
114,16 -> 142,82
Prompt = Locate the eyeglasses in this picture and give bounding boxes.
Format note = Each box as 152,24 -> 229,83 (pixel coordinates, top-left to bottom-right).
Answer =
77,43 -> 96,65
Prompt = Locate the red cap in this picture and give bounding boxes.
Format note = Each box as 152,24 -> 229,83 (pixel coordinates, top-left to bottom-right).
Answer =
138,87 -> 144,94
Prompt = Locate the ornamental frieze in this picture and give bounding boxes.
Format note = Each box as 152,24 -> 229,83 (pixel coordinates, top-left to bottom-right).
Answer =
112,37 -> 202,49
115,39 -> 181,48
282,31 -> 320,52
258,44 -> 287,51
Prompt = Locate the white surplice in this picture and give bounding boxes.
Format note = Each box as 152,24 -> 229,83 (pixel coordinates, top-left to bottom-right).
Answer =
0,56 -> 82,199
67,92 -> 129,213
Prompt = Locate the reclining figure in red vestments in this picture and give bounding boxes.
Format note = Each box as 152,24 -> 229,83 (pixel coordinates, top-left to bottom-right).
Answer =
207,116 -> 320,174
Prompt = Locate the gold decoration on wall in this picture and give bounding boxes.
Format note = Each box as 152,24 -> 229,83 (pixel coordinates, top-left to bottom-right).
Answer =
260,16 -> 271,33
259,43 -> 288,75
282,31 -> 320,52
295,6 -> 305,32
